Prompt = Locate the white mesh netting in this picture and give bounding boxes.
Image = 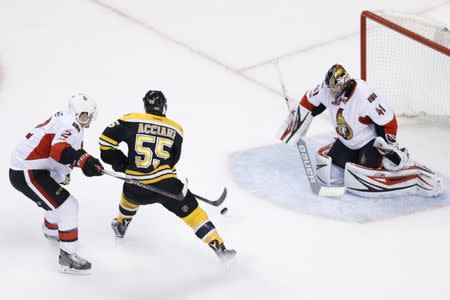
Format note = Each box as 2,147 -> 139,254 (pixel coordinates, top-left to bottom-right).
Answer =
364,11 -> 450,120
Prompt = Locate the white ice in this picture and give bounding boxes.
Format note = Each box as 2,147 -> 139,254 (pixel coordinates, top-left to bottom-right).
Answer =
1,1 -> 450,300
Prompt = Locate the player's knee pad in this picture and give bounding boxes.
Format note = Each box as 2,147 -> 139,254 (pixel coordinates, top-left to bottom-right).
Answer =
315,143 -> 345,185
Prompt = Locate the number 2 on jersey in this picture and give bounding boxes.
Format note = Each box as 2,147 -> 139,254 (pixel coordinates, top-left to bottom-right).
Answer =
135,134 -> 173,169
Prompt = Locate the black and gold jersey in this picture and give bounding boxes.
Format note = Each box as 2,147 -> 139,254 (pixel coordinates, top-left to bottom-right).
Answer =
99,112 -> 183,184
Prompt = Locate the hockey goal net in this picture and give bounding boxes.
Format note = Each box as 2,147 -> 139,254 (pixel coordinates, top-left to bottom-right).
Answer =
361,10 -> 450,119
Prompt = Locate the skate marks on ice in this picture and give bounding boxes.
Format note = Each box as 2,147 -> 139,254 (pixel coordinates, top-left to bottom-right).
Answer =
229,137 -> 450,223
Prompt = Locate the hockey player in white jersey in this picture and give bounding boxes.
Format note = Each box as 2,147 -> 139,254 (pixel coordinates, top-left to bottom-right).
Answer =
9,94 -> 104,274
279,64 -> 441,198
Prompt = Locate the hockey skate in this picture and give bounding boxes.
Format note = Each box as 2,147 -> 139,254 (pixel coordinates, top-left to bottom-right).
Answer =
59,249 -> 91,274
208,239 -> 237,261
111,218 -> 131,238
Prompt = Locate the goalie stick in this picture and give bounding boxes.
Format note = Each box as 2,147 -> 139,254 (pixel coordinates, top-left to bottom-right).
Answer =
273,60 -> 346,197
102,169 -> 227,206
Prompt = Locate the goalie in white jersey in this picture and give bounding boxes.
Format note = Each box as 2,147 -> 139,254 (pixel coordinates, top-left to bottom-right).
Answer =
9,94 -> 104,274
279,64 -> 441,198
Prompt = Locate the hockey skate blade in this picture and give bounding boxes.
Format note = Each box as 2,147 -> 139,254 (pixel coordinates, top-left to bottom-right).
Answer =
317,186 -> 346,197
59,265 -> 91,275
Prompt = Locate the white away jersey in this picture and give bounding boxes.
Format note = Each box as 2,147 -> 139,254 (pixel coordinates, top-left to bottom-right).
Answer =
302,79 -> 395,150
10,110 -> 84,183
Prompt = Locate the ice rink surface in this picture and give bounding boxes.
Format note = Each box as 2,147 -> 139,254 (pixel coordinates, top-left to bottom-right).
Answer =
1,1 -> 450,300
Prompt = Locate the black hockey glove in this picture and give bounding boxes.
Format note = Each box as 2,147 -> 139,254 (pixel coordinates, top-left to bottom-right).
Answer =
111,152 -> 129,173
76,152 -> 104,177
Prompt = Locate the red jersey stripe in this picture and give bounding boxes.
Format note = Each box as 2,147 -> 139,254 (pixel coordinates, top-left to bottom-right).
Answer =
300,94 -> 316,111
25,134 -> 55,160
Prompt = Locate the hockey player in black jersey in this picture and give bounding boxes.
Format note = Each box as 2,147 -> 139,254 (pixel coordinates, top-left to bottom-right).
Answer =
99,90 -> 236,260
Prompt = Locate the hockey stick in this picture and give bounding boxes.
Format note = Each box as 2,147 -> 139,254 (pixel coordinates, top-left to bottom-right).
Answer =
102,169 -> 227,206
273,60 -> 346,197
102,169 -> 187,200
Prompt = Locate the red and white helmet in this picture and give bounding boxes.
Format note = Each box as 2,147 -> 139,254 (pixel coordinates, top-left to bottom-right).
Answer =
68,94 -> 98,128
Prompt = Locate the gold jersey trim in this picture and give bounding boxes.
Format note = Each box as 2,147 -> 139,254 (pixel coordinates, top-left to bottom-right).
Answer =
139,173 -> 177,184
125,164 -> 172,176
119,113 -> 183,138
125,164 -> 177,183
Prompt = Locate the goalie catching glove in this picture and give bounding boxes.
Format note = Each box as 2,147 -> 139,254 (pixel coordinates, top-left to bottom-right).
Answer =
373,136 -> 409,171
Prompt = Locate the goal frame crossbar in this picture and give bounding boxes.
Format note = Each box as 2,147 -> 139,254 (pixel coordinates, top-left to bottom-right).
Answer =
360,10 -> 450,80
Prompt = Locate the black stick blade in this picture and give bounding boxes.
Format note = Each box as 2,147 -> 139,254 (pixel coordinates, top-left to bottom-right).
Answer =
194,188 -> 227,207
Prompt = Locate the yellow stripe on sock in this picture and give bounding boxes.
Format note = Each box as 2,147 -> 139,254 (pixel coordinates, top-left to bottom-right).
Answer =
182,207 -> 224,246
182,207 -> 208,229
120,195 -> 139,210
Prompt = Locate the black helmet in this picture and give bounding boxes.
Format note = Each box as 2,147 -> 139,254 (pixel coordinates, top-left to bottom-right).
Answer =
143,90 -> 167,115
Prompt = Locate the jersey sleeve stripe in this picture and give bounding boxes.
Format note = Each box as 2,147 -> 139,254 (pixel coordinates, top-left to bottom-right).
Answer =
99,139 -> 117,148
300,93 -> 316,111
100,145 -> 114,151
382,116 -> 398,136
100,134 -> 119,146
50,142 -> 71,162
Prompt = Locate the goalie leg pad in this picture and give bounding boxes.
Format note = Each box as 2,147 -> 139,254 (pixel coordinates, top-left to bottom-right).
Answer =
315,144 -> 333,185
344,162 -> 442,198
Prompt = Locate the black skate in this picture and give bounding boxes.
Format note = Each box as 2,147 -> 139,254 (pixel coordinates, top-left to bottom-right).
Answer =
59,249 -> 91,274
111,218 -> 131,238
208,240 -> 237,261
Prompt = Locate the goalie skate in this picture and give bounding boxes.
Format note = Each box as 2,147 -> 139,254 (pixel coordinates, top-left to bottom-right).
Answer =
59,250 -> 92,275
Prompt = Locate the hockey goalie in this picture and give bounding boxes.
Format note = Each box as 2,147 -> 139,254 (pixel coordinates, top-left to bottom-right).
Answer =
278,64 -> 442,198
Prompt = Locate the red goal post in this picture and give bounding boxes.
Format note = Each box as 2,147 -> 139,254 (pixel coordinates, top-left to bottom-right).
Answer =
360,10 -> 450,118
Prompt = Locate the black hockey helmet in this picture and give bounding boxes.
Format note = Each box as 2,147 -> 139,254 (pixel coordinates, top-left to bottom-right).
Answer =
143,90 -> 167,115
324,64 -> 349,97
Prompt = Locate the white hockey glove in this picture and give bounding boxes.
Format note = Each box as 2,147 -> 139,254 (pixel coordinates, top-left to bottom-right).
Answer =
277,105 -> 313,144
373,136 -> 409,171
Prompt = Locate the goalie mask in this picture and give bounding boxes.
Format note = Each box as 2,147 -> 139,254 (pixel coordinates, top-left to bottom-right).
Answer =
324,64 -> 350,98
143,90 -> 167,115
68,93 -> 98,128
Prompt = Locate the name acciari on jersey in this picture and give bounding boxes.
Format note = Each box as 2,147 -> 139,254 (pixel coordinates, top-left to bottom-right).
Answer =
10,111 -> 84,183
99,113 -> 183,184
301,79 -> 397,150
